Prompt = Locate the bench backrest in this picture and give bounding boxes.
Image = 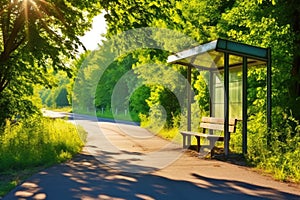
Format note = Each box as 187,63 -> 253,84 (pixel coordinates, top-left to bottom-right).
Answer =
200,117 -> 237,133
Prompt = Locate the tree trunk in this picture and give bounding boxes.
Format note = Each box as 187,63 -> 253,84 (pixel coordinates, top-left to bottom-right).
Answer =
289,7 -> 300,119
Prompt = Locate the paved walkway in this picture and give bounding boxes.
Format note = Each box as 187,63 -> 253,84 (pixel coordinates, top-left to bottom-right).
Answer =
3,114 -> 300,200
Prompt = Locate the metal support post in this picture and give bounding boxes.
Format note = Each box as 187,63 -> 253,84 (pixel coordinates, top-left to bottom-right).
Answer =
242,56 -> 248,155
224,53 -> 230,157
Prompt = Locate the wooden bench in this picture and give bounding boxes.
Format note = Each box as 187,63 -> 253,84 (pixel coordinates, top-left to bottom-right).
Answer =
180,117 -> 237,157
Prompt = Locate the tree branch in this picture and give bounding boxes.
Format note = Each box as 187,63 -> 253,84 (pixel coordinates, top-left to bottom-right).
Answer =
3,10 -> 25,59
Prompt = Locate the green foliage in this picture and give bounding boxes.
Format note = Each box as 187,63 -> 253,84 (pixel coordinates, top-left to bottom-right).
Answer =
194,71 -> 210,112
129,85 -> 151,121
0,115 -> 86,196
55,88 -> 69,107
0,0 -> 101,124
0,116 -> 86,171
0,83 -> 42,126
102,0 -> 175,36
72,51 -> 102,113
230,109 -> 300,182
155,127 -> 182,144
0,0 -> 100,91
219,0 -> 299,118
39,72 -> 71,108
95,54 -> 137,110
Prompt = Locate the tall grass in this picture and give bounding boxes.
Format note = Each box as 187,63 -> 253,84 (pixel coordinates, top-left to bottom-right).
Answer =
231,112 -> 300,183
0,116 -> 86,171
0,116 -> 86,196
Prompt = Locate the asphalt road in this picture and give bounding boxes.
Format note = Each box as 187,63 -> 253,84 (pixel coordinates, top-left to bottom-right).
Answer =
3,113 -> 300,200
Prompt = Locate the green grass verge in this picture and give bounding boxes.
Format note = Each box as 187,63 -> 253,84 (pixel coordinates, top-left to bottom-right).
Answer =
0,116 -> 86,197
44,106 -> 72,113
155,127 -> 182,143
96,110 -> 140,122
71,109 -> 140,122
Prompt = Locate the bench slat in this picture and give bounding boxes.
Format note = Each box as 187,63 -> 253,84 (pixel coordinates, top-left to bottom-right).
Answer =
201,117 -> 236,126
180,131 -> 201,136
181,131 -> 223,139
180,117 -> 237,157
200,122 -> 236,133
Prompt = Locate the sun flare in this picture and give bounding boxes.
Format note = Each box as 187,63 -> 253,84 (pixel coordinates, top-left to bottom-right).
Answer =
18,0 -> 54,39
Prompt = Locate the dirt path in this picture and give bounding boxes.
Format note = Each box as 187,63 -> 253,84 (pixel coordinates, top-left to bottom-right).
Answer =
3,114 -> 300,200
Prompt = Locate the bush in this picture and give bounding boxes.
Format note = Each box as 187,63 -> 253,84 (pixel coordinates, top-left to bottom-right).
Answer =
231,111 -> 300,183
0,116 -> 86,171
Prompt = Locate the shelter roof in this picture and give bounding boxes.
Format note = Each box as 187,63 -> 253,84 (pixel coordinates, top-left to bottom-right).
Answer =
167,38 -> 268,71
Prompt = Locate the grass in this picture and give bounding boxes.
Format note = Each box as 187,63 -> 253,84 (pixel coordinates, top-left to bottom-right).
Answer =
96,110 -> 140,122
70,108 -> 141,123
44,106 -> 72,113
0,116 -> 86,197
156,127 -> 182,143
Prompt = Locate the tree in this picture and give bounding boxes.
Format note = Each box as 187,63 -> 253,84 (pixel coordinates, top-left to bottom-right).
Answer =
55,87 -> 69,107
39,71 -> 71,108
95,54 -> 137,111
275,0 -> 300,118
0,0 -> 100,122
101,0 -> 174,36
98,0 -> 300,123
129,85 -> 150,118
218,0 -> 300,121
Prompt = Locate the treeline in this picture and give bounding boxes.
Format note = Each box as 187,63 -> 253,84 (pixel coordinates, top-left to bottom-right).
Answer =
75,0 -> 300,127
39,72 -> 71,108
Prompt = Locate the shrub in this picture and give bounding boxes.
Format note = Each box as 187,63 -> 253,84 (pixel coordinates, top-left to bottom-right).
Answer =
231,111 -> 300,183
0,116 -> 86,171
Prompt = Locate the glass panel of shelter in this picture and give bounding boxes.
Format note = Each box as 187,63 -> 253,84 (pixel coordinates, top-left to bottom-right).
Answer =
211,54 -> 243,120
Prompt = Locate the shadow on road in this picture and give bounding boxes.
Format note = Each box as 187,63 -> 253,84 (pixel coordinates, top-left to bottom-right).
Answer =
4,151 -> 300,200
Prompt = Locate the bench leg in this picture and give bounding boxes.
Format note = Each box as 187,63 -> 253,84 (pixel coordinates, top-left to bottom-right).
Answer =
195,136 -> 200,152
187,135 -> 191,148
182,135 -> 186,148
208,138 -> 217,158
182,135 -> 191,149
182,134 -> 191,149
211,147 -> 214,158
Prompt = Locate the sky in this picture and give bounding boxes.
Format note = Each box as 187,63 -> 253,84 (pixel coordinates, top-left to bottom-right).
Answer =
79,13 -> 107,51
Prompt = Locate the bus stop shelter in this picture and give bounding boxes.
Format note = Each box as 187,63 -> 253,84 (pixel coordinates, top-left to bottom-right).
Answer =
167,38 -> 271,156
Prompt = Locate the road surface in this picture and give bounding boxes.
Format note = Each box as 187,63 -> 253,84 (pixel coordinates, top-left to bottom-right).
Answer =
3,113 -> 300,200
